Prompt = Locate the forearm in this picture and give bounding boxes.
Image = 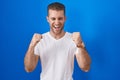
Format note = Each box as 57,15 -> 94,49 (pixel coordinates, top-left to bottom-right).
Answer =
76,47 -> 91,72
72,32 -> 91,71
24,44 -> 38,72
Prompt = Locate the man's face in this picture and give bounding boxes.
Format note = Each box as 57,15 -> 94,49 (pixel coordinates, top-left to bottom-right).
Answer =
47,10 -> 66,35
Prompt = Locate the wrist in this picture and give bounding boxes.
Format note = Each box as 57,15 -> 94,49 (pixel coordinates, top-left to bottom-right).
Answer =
77,42 -> 85,48
29,42 -> 37,48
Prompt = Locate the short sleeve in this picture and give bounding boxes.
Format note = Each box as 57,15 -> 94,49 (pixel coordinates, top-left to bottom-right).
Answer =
70,40 -> 78,55
75,48 -> 80,55
34,42 -> 40,56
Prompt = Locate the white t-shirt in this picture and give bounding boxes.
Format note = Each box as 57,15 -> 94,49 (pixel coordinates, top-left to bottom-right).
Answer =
34,32 -> 77,80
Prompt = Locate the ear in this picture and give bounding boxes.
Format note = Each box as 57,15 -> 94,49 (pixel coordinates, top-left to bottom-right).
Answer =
46,16 -> 49,22
64,16 -> 66,21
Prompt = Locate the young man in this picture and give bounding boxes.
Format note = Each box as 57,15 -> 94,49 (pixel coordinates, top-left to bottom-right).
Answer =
24,2 -> 91,80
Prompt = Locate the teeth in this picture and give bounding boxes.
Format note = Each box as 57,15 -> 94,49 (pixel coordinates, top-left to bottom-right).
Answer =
55,25 -> 59,28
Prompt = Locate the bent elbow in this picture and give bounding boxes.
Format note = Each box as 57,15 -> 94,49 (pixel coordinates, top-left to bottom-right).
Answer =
24,62 -> 35,72
25,66 -> 34,72
81,65 -> 90,72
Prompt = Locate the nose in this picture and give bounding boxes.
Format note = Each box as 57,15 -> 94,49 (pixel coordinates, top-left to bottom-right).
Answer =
55,19 -> 60,25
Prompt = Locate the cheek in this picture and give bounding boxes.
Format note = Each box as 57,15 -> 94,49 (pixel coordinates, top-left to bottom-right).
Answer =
49,21 -> 54,26
62,21 -> 65,24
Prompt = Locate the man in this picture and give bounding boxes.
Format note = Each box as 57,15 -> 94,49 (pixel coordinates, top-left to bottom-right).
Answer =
24,2 -> 91,80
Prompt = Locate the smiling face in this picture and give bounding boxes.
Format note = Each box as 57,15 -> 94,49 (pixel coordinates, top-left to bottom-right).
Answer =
47,9 -> 66,35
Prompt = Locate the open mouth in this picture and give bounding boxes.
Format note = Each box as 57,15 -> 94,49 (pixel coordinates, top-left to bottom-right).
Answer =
54,25 -> 61,30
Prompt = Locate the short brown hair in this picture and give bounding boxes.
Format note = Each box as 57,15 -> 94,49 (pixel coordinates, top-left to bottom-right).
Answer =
47,2 -> 65,16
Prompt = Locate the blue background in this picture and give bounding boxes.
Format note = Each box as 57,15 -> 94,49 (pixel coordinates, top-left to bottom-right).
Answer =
0,0 -> 120,80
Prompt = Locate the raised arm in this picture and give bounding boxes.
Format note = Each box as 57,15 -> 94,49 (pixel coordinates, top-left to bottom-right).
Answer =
72,32 -> 91,72
24,33 -> 42,72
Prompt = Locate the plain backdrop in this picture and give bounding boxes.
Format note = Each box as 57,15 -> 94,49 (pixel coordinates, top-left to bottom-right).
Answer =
0,0 -> 120,80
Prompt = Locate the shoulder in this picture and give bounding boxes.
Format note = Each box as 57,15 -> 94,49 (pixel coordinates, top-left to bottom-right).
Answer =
41,32 -> 49,36
39,32 -> 50,40
65,32 -> 72,38
65,32 -> 74,44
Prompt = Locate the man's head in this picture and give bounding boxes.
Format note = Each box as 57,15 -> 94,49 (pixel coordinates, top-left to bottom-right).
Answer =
47,2 -> 65,16
47,2 -> 66,35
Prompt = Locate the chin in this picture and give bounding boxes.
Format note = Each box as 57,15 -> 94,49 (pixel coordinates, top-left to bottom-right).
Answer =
54,31 -> 61,35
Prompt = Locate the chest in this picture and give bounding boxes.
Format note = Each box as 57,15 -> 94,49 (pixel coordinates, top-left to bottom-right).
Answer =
40,37 -> 74,59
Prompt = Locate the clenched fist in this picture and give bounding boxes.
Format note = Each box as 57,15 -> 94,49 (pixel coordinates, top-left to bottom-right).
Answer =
72,32 -> 84,48
30,33 -> 42,47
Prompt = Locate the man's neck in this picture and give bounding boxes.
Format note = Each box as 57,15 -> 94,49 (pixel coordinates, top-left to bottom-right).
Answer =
49,31 -> 66,40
